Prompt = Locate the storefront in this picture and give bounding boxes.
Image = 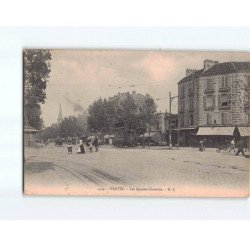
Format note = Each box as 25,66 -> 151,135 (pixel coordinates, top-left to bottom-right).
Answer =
196,126 -> 236,147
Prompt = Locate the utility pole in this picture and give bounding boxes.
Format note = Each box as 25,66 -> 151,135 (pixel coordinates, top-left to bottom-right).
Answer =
169,92 -> 179,150
169,92 -> 172,149
148,123 -> 151,148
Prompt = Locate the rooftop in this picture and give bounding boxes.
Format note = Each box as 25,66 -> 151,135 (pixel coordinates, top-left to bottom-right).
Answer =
178,61 -> 250,83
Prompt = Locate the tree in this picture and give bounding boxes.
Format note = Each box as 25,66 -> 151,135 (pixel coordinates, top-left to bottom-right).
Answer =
24,49 -> 51,129
59,116 -> 85,137
87,93 -> 157,136
139,97 -> 157,147
38,123 -> 59,140
87,98 -> 109,132
118,93 -> 140,130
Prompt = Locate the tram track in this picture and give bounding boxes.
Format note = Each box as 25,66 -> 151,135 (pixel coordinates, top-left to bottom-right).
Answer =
25,156 -> 109,186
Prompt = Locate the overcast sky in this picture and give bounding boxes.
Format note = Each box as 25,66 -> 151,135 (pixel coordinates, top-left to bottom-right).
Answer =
41,49 -> 250,127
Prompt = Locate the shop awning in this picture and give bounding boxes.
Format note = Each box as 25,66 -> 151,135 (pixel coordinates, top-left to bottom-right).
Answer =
237,127 -> 250,137
196,127 -> 235,136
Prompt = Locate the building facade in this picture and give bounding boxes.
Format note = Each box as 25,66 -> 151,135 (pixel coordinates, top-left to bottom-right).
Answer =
178,60 -> 250,145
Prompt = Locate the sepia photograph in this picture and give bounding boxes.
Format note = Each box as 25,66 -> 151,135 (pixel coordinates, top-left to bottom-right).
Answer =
23,49 -> 250,197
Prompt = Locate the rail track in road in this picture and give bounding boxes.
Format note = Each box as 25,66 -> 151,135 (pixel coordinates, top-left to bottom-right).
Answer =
24,155 -> 129,187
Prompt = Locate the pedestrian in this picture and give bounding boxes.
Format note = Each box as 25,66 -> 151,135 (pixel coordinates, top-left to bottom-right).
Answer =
229,138 -> 236,153
67,143 -> 73,154
87,135 -> 95,153
199,138 -> 205,152
79,137 -> 85,154
235,139 -> 245,157
93,135 -> 99,152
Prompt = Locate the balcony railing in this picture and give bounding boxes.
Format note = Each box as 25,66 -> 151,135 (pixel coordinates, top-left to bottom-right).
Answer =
219,87 -> 230,92
204,88 -> 215,94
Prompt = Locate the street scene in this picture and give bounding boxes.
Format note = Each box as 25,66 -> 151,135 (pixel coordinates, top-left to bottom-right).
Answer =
24,49 -> 250,197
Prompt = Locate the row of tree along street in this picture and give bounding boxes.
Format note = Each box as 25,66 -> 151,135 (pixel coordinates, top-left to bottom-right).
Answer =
39,92 -> 159,140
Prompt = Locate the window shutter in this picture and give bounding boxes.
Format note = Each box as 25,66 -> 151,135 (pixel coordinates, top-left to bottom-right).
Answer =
225,76 -> 228,87
212,95 -> 215,107
218,95 -> 221,107
203,95 -> 206,108
225,113 -> 228,124
209,114 -> 213,124
227,94 -> 230,106
207,113 -> 209,124
221,77 -> 224,88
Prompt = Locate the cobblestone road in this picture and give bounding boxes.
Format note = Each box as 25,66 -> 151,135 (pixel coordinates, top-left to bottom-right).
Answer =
24,144 -> 249,197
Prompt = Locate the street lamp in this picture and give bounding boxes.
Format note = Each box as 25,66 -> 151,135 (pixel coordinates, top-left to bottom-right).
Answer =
156,93 -> 179,149
169,92 -> 178,150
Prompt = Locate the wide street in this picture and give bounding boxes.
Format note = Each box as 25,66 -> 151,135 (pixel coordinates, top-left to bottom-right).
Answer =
24,144 -> 249,197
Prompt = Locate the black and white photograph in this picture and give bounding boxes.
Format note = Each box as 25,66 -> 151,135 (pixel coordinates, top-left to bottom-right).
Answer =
23,49 -> 250,197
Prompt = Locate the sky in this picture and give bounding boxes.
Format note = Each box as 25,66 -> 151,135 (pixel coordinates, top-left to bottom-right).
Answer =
41,49 -> 250,127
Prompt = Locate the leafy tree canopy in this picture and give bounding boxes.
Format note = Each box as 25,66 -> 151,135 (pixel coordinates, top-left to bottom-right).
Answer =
24,49 -> 51,129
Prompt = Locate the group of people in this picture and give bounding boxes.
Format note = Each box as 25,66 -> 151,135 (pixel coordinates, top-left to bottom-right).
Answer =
199,138 -> 247,157
67,135 -> 99,154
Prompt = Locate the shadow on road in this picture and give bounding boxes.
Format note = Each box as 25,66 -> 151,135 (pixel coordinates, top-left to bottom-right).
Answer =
25,161 -> 55,173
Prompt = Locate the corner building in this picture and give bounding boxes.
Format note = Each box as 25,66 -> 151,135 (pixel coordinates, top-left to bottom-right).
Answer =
178,60 -> 250,146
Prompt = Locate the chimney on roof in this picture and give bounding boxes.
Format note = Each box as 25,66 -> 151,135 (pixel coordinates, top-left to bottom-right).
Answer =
186,68 -> 197,77
203,59 -> 219,70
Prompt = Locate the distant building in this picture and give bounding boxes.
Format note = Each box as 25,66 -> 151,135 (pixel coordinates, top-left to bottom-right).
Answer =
110,91 -> 150,108
178,60 -> 250,145
153,112 -> 178,133
58,103 -> 63,124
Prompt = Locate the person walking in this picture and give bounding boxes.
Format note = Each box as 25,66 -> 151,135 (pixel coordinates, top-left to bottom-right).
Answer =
93,135 -> 99,152
199,138 -> 205,152
79,137 -> 85,154
235,139 -> 245,157
229,138 -> 236,153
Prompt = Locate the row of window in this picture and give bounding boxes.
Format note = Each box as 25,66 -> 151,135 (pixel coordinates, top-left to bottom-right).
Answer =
180,93 -> 231,112
179,113 -> 229,127
206,76 -> 230,90
179,97 -> 194,112
181,76 -> 231,95
179,115 -> 194,127
207,113 -> 228,125
180,75 -> 250,96
204,94 -> 230,108
180,84 -> 194,96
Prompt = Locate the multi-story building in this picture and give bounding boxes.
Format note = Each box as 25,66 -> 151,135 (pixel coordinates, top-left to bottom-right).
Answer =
110,91 -> 150,107
178,60 -> 250,145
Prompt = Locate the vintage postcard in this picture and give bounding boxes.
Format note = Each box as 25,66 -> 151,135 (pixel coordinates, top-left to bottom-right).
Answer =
23,49 -> 250,197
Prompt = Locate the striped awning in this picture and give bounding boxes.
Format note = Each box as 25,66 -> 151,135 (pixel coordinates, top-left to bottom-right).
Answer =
237,127 -> 250,137
196,127 -> 235,136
